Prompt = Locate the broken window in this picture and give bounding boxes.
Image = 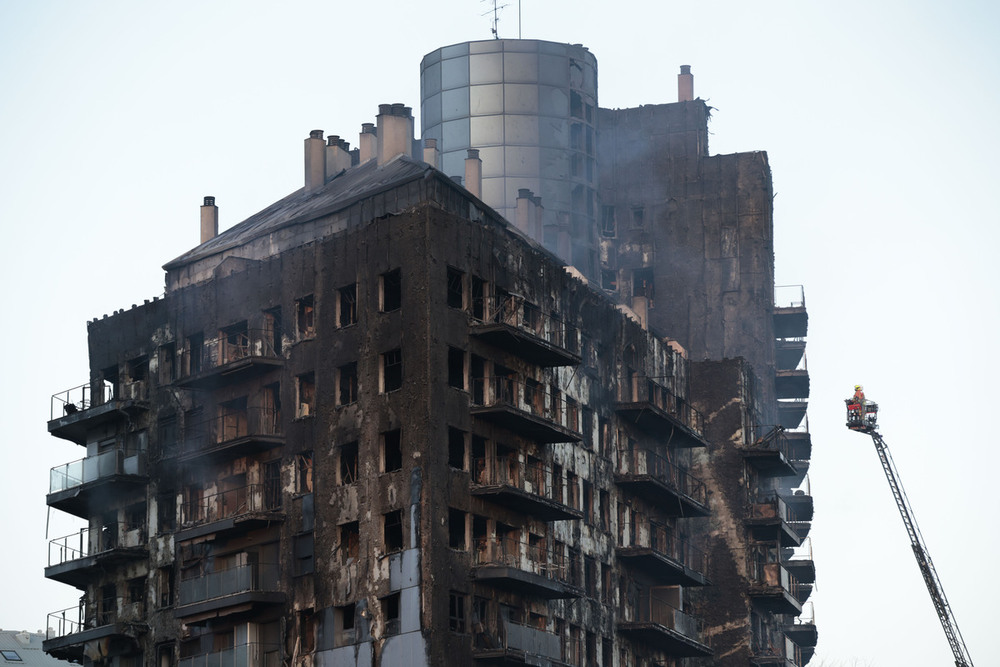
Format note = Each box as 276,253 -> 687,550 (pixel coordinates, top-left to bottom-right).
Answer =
299,610 -> 317,653
382,349 -> 403,392
448,427 -> 466,470
382,429 -> 402,472
338,362 -> 358,405
218,396 -> 248,442
296,373 -> 315,418
340,441 -> 359,485
380,269 -> 402,312
341,521 -> 360,563
631,206 -> 645,228
585,556 -> 597,598
125,502 -> 146,534
294,533 -> 314,576
566,397 -> 579,432
263,307 -> 282,355
601,269 -> 617,292
600,490 -> 610,531
219,322 -> 249,364
449,508 -> 466,550
449,592 -> 466,633
296,452 -> 314,494
382,593 -> 401,636
447,267 -> 465,309
384,509 -> 404,552
335,603 -> 356,647
157,493 -> 176,534
583,480 -> 594,523
157,567 -> 174,608
471,276 -> 486,320
159,343 -> 176,384
263,382 -> 281,432
296,295 -> 316,339
338,284 -> 357,327
185,334 -> 203,376
570,91 -> 583,119
633,267 -> 654,304
448,347 -> 465,390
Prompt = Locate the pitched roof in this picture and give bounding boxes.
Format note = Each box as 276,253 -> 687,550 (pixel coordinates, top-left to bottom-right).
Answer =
0,631 -> 71,667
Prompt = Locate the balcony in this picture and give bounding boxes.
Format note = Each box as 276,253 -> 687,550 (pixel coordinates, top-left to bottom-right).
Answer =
777,399 -> 807,431
180,643 -> 281,667
785,429 -> 812,484
48,446 -> 147,518
775,369 -> 809,400
614,448 -> 709,517
618,523 -> 709,587
177,328 -> 283,389
470,377 -> 582,443
748,549 -> 803,615
473,619 -> 568,666
618,592 -> 712,657
177,483 -> 283,542
751,626 -> 803,666
471,456 -> 583,521
745,494 -> 803,547
614,376 -> 707,448
169,407 -> 283,462
784,603 -> 818,661
774,285 -> 807,339
775,338 -> 805,371
48,381 -> 148,445
740,427 -> 797,477
44,598 -> 144,662
783,541 -> 816,586
46,524 -> 148,589
175,561 -> 284,620
472,537 -> 582,599
470,296 -> 581,367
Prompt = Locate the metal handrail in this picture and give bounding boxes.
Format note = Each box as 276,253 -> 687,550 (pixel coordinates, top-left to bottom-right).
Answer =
49,380 -> 117,420
471,456 -> 572,507
774,284 -> 805,309
632,592 -> 708,645
472,536 -> 578,588
621,521 -> 707,573
46,597 -> 145,639
471,295 -> 580,355
48,523 -> 147,567
172,407 -> 282,457
180,483 -> 282,528
179,328 -> 280,377
178,561 -> 281,606
617,448 -> 707,506
618,375 -> 705,437
179,643 -> 282,667
470,376 -> 577,432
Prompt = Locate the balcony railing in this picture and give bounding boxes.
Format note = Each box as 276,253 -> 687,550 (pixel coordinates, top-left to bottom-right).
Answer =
50,380 -> 117,420
615,375 -> 706,444
748,548 -> 804,614
470,296 -> 581,366
48,523 -> 147,568
616,448 -> 708,513
473,619 -> 562,664
48,380 -> 148,444
49,448 -> 147,495
621,522 -> 707,576
472,536 -> 581,594
619,591 -> 711,656
471,456 -> 582,520
178,562 -> 281,607
46,597 -> 145,639
470,376 -> 581,443
180,483 -> 282,529
179,642 -> 282,667
171,407 -> 282,459
178,329 -> 282,387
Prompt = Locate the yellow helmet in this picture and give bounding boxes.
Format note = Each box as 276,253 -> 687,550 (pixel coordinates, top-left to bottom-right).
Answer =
854,384 -> 862,390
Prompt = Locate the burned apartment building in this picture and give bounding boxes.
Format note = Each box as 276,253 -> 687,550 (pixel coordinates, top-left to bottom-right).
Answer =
43,39 -> 814,667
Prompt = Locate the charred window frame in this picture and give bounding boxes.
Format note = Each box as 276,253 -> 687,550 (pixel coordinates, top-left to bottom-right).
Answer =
157,567 -> 174,608
382,429 -> 402,472
447,266 -> 465,309
601,269 -> 617,292
382,349 -> 403,392
601,207 -> 616,238
335,603 -> 356,647
185,334 -> 203,375
448,347 -> 466,390
341,521 -> 360,563
448,508 -> 467,550
296,372 -> 316,418
338,362 -> 358,405
296,295 -> 316,339
157,493 -> 176,534
296,452 -> 314,494
448,592 -> 467,633
630,206 -> 645,229
339,441 -> 359,485
383,510 -> 404,552
381,593 -> 401,636
448,427 -> 467,470
159,342 -> 176,384
380,269 -> 402,312
293,533 -> 314,576
263,307 -> 282,354
338,283 -> 357,328
299,610 -> 317,653
633,267 -> 654,305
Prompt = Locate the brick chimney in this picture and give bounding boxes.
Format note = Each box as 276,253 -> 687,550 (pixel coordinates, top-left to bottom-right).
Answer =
678,65 -> 694,102
200,196 -> 218,244
376,103 -> 414,165
359,123 -> 377,163
464,149 -> 482,199
305,129 -> 326,192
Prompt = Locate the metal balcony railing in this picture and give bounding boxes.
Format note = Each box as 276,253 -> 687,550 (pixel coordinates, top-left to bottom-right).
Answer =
473,536 -> 579,589
49,448 -> 147,494
180,483 -> 282,528
48,523 -> 147,567
472,456 -> 574,508
617,448 -> 707,506
742,426 -> 792,458
749,493 -> 799,523
631,592 -> 707,645
471,296 -> 580,355
617,375 -> 705,437
178,562 -> 281,606
774,285 -> 806,309
622,522 -> 706,574
180,328 -> 281,378
470,376 -> 577,432
50,380 -> 128,420
172,407 -> 282,457
748,549 -> 803,601
46,597 -> 145,639
179,642 -> 281,667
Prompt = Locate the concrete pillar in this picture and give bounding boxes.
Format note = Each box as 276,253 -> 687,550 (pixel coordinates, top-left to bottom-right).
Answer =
423,138 -> 438,168
326,135 -> 352,175
305,129 -> 326,192
200,196 -> 218,244
678,65 -> 694,102
464,149 -> 482,199
359,123 -> 377,163
377,103 -> 414,165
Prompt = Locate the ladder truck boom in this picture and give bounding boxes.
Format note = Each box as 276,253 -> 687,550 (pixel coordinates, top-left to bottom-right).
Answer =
845,391 -> 974,667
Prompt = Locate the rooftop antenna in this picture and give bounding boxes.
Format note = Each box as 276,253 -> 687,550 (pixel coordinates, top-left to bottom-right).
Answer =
480,0 -> 508,39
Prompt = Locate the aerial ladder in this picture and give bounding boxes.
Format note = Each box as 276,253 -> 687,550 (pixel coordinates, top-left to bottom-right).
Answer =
845,388 -> 975,667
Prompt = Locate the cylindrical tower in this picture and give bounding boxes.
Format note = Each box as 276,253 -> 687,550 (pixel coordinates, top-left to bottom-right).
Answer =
420,39 -> 599,276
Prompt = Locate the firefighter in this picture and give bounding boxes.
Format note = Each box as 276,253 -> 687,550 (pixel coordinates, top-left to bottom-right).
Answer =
853,384 -> 865,403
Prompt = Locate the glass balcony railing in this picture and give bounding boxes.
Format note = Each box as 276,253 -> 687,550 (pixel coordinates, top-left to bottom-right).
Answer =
49,448 -> 146,495
178,562 -> 281,607
179,643 -> 281,667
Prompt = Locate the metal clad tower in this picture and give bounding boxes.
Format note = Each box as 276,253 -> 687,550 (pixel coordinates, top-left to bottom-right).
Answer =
421,39 -> 599,276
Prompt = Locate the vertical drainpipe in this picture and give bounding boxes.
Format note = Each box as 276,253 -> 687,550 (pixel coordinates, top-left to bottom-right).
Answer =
678,65 -> 694,102
200,196 -> 218,244
359,123 -> 377,164
464,149 -> 482,199
304,129 -> 326,192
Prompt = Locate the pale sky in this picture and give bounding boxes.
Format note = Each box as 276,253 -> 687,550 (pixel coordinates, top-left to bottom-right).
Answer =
2,2 -> 998,665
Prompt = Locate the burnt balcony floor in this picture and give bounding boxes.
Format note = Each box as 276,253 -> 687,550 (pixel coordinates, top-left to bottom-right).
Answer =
784,558 -> 816,584
617,623 -> 713,658
612,403 -> 707,448
614,474 -> 710,517
172,433 -> 285,464
48,399 -> 147,445
470,484 -> 583,522
777,401 -> 808,430
473,565 -> 582,599
470,322 -> 581,367
748,585 -> 803,616
47,475 -> 147,519
43,623 -> 139,662
740,448 -> 798,477
785,621 -> 818,648
774,306 -> 808,338
470,404 -> 581,444
745,518 -> 803,548
45,546 -> 148,589
776,369 -> 810,399
775,339 -> 806,370
175,356 -> 283,389
176,511 -> 285,543
616,547 -> 709,587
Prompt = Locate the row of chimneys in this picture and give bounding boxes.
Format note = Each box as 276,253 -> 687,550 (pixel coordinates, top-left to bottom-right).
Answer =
200,66 -> 694,243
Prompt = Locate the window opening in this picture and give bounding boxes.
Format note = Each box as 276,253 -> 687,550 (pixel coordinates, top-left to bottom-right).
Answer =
447,267 -> 465,308
382,349 -> 403,392
341,521 -> 360,562
449,508 -> 466,550
382,593 -> 401,636
297,373 -> 315,418
381,269 -> 402,312
340,441 -> 359,484
449,592 -> 466,633
448,427 -> 466,470
296,452 -> 314,494
296,295 -> 316,339
338,284 -> 357,327
382,429 -> 402,472
448,347 -> 465,389
338,362 -> 358,405
384,510 -> 404,552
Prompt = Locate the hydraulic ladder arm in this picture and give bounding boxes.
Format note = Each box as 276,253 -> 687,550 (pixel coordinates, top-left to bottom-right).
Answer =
846,397 -> 974,667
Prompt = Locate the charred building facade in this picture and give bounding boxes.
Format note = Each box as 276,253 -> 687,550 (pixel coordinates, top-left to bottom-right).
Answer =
43,39 -> 813,667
